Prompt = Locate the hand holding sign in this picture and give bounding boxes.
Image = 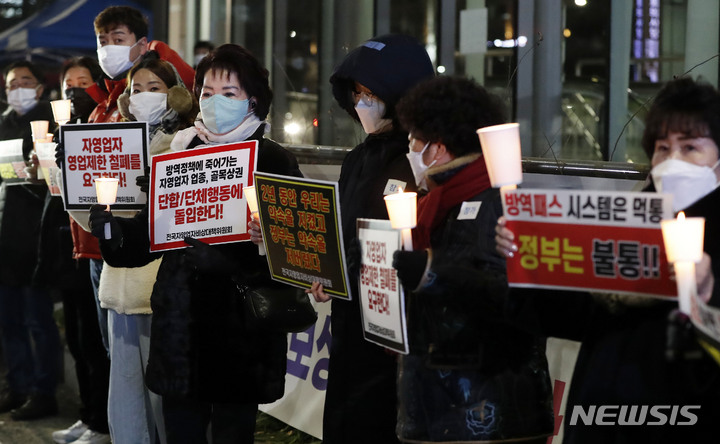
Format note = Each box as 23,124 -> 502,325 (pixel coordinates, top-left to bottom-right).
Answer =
184,237 -> 239,275
392,249 -> 428,291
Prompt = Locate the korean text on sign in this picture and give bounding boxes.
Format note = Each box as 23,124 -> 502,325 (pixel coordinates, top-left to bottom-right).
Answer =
149,141 -> 258,252
502,188 -> 675,299
254,172 -> 351,299
60,122 -> 149,210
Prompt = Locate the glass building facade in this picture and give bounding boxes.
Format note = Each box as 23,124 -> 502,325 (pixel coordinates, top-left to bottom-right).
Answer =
166,0 -> 719,165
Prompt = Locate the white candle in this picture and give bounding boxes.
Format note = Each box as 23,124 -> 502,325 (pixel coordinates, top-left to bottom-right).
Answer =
30,120 -> 49,141
476,123 -> 523,189
384,191 -> 417,251
661,212 -> 705,314
244,185 -> 266,256
94,177 -> 120,240
50,99 -> 72,126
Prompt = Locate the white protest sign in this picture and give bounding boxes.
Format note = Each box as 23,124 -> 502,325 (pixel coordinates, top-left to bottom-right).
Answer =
149,140 -> 257,252
35,142 -> 61,195
357,218 -> 409,354
0,138 -> 28,185
60,122 -> 149,209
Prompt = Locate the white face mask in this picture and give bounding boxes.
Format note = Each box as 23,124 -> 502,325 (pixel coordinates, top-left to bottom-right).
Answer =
406,141 -> 436,190
651,158 -> 720,212
7,87 -> 39,115
97,42 -> 138,79
129,92 -> 168,125
355,99 -> 391,134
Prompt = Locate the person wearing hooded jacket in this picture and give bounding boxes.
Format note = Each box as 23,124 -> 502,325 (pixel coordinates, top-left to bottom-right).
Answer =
89,43 -> 301,444
306,34 -> 434,443
390,76 -> 554,443
495,77 -> 720,443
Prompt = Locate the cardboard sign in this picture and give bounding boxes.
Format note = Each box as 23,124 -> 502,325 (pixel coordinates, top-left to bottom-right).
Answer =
60,122 -> 149,209
254,172 -> 351,299
0,138 -> 28,185
503,188 -> 676,298
35,141 -> 61,195
149,141 -> 257,252
357,218 -> 409,354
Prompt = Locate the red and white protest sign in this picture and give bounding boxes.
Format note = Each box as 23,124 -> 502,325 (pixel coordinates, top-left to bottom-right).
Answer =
503,188 -> 676,298
149,141 -> 257,252
357,218 -> 408,354
60,122 -> 149,209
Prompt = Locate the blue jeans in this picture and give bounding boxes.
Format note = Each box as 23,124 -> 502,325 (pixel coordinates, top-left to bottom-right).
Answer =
89,258 -> 109,356
107,310 -> 166,444
0,284 -> 60,395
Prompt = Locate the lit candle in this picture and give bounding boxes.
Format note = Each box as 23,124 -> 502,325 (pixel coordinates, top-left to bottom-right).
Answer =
50,99 -> 72,126
476,123 -> 523,196
94,177 -> 120,240
383,190 -> 417,251
30,120 -> 49,142
661,212 -> 705,314
244,185 -> 266,256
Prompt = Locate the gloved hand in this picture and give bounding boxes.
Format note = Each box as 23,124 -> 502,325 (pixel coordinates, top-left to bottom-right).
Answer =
88,204 -> 122,250
136,166 -> 150,194
392,249 -> 429,291
54,141 -> 65,168
184,237 -> 240,275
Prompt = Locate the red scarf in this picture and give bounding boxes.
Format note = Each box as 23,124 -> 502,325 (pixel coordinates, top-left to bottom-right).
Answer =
412,156 -> 492,250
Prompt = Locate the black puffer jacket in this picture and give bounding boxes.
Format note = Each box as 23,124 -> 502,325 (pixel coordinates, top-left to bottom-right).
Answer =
397,156 -> 554,442
100,127 -> 301,402
0,102 -> 53,286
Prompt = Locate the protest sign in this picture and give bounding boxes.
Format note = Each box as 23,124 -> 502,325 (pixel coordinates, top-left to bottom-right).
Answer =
254,172 -> 351,299
356,218 -> 408,354
0,139 -> 28,185
503,188 -> 675,298
149,141 -> 257,252
60,122 -> 148,209
35,141 -> 61,195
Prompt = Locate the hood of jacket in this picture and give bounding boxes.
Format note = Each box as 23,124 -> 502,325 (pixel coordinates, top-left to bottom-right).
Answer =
330,34 -> 434,120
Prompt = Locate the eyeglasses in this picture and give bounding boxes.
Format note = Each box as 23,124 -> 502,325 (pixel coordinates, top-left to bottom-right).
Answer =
352,89 -> 377,106
5,81 -> 38,91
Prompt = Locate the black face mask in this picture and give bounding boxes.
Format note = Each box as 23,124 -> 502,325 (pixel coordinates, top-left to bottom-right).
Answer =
64,87 -> 97,122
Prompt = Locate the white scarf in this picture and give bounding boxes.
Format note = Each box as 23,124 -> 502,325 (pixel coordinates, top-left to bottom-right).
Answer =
170,114 -> 269,151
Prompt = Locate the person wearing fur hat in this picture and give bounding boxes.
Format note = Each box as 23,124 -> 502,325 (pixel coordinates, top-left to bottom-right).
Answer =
92,57 -> 197,444
391,76 -> 554,443
305,34 -> 434,443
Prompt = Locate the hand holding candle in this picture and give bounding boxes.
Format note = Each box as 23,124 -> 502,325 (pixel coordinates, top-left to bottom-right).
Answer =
477,123 -> 523,195
661,212 -> 705,314
94,177 -> 120,240
384,190 -> 417,251
244,185 -> 266,256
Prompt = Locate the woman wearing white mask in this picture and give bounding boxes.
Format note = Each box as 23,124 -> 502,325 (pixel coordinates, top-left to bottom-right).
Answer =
89,43 -> 302,444
83,58 -> 197,444
303,34 -> 434,444
494,77 -> 720,444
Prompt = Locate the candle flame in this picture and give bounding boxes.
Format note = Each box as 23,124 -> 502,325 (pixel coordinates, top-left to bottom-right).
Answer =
397,187 -> 403,193
677,211 -> 685,221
